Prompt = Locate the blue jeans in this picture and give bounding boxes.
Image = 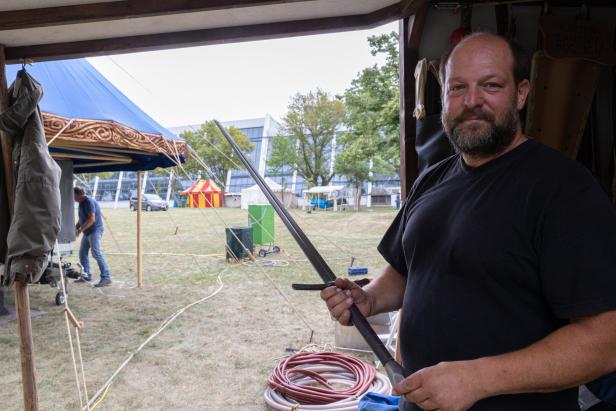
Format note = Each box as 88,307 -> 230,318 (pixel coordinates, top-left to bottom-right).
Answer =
79,230 -> 110,280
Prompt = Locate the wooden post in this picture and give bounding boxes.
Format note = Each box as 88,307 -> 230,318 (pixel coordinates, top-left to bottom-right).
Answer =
0,47 -> 13,212
399,5 -> 428,199
136,171 -> 143,287
14,282 -> 38,411
397,5 -> 428,364
0,45 -> 39,411
495,4 -> 510,36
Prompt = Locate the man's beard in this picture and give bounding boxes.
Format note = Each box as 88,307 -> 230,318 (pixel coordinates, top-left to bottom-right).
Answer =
442,102 -> 519,158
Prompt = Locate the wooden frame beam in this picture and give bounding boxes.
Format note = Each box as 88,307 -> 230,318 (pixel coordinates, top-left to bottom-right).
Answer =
0,45 -> 39,411
52,152 -> 130,161
398,1 -> 428,200
73,159 -> 134,169
495,4 -> 510,36
5,3 -> 402,63
0,0 -> 307,31
401,0 -> 428,19
136,171 -> 143,288
466,0 -> 616,6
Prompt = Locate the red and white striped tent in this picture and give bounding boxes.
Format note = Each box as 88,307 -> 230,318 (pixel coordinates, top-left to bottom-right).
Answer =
179,179 -> 222,208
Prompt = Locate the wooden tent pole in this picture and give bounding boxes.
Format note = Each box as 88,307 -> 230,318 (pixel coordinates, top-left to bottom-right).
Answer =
397,4 -> 428,364
14,283 -> 38,411
0,45 -> 39,411
136,171 -> 143,287
399,3 -> 428,199
0,47 -> 13,210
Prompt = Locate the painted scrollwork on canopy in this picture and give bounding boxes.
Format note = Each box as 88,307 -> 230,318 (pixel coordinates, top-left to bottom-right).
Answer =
43,112 -> 190,157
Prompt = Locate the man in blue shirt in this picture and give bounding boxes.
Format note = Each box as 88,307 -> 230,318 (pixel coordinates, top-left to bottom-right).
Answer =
74,186 -> 111,287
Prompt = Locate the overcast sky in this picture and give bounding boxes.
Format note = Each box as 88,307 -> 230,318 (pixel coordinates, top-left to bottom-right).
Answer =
87,21 -> 397,129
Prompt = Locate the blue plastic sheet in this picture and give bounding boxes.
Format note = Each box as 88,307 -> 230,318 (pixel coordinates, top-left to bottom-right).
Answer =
5,60 -> 184,172
358,392 -> 400,411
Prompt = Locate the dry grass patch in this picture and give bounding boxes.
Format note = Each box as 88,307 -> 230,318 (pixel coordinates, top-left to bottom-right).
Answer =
0,207 -> 397,410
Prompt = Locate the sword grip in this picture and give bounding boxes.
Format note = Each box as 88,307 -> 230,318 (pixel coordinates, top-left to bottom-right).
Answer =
384,360 -> 407,386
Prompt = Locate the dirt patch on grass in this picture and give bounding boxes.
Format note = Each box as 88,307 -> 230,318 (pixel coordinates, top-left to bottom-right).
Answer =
0,207 -> 397,410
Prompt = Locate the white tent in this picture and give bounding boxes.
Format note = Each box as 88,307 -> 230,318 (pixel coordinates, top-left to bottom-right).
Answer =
304,185 -> 345,194
302,185 -> 346,211
240,177 -> 296,209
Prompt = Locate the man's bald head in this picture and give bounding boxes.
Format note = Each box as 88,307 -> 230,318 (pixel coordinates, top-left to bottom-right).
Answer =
439,32 -> 530,87
439,32 -> 531,161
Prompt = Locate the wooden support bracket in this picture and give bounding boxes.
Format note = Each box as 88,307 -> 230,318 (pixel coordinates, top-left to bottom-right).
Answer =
64,307 -> 84,329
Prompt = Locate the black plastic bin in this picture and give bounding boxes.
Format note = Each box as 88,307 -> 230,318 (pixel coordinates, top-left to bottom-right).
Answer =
225,226 -> 254,262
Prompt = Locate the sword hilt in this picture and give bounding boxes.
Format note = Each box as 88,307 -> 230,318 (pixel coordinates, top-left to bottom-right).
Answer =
291,278 -> 370,291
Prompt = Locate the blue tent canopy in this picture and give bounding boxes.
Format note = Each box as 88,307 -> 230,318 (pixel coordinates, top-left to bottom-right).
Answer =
5,59 -> 187,173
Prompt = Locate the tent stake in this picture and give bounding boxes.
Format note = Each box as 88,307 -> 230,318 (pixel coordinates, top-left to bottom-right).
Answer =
0,45 -> 39,411
137,170 -> 143,287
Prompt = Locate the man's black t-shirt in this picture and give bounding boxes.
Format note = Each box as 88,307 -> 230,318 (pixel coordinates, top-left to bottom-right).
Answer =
378,139 -> 616,411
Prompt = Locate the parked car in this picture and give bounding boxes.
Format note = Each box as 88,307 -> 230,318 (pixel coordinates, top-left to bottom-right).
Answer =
129,193 -> 168,211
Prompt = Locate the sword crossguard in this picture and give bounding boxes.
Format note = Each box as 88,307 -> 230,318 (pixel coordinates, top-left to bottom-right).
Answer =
291,278 -> 370,291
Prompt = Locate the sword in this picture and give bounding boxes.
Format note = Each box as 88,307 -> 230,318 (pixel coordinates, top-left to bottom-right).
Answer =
214,120 -> 407,386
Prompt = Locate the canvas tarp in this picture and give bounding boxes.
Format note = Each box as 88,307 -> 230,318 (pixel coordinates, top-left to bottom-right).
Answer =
0,70 -> 61,286
240,177 -> 296,209
5,59 -> 188,173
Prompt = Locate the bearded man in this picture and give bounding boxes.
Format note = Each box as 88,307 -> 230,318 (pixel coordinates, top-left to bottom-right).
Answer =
321,33 -> 616,411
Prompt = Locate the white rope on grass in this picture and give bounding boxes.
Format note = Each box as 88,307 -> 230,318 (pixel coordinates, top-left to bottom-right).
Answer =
84,267 -> 228,410
55,241 -> 90,410
242,259 -> 290,268
74,326 -> 89,409
105,252 -> 224,258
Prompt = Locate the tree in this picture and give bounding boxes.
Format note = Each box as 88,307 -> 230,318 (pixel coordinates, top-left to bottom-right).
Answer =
336,32 -> 399,209
343,32 -> 400,167
267,135 -> 298,177
276,89 -> 345,187
267,135 -> 298,197
335,133 -> 393,211
179,120 -> 254,189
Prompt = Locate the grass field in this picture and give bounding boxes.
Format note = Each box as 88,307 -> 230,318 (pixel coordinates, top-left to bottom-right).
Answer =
0,207 -> 398,410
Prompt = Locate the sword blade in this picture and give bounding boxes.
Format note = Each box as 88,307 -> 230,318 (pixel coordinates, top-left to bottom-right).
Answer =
214,120 -> 407,384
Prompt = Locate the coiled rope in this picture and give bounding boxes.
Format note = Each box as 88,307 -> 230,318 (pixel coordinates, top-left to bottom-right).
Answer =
264,351 -> 391,410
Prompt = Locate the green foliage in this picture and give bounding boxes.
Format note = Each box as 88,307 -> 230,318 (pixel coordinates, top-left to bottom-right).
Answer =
277,89 -> 345,187
179,120 -> 254,188
336,32 -> 399,209
342,32 -> 400,168
335,133 -> 393,210
150,167 -> 172,177
267,135 -> 298,176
